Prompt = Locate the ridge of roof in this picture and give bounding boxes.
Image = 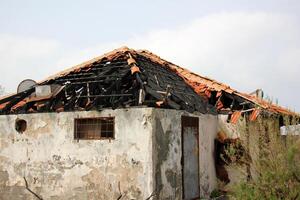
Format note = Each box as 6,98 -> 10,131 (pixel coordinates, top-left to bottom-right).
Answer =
0,47 -> 132,102
39,46 -> 132,84
136,49 -> 236,93
135,49 -> 298,116
1,46 -> 297,116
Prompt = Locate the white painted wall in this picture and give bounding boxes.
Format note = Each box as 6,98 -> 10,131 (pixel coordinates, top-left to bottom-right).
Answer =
0,107 -> 218,200
0,108 -> 154,200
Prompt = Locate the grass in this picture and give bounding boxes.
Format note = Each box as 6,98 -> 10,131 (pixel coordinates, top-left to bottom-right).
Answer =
228,125 -> 300,200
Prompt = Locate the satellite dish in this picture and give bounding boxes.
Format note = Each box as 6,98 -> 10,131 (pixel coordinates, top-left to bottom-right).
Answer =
17,79 -> 37,93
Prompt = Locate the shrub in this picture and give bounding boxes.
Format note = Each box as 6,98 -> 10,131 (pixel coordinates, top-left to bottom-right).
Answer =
229,137 -> 300,200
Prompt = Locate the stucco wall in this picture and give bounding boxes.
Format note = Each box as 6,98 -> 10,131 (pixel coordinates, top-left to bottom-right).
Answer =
0,107 -> 218,200
198,114 -> 218,197
152,109 -> 218,199
218,114 -> 281,187
0,108 -> 154,200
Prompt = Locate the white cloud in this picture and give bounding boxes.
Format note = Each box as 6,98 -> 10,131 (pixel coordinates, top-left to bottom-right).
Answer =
0,35 -> 61,93
1,12 -> 299,111
125,12 -> 300,111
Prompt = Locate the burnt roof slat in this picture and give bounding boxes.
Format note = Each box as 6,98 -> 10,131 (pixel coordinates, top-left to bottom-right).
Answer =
0,46 -> 296,116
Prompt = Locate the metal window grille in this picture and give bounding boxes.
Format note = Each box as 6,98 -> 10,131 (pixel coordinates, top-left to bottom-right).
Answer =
74,117 -> 114,140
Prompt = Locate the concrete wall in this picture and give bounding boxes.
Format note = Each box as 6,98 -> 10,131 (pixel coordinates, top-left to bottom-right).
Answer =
0,108 -> 154,200
218,114 -> 281,187
0,107 -> 218,200
198,114 -> 219,197
152,109 -> 218,199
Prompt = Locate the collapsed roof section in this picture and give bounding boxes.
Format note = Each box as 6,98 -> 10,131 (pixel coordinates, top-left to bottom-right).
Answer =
136,50 -> 298,118
0,47 -> 213,115
0,46 -> 298,118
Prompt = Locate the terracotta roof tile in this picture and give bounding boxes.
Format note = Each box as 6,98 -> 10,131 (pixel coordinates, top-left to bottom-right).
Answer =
1,46 -> 297,116
135,49 -> 297,116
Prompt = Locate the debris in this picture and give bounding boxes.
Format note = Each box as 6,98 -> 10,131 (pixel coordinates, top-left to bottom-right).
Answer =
249,109 -> 260,121
0,47 -> 297,118
230,111 -> 242,124
0,50 -> 209,115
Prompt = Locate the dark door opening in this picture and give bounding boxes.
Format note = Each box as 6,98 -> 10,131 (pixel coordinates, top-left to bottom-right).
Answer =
181,116 -> 200,200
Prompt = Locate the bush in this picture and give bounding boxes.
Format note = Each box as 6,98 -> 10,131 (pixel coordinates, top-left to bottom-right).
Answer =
229,137 -> 300,200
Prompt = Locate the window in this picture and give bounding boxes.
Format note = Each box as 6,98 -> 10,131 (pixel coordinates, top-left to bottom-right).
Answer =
74,117 -> 114,140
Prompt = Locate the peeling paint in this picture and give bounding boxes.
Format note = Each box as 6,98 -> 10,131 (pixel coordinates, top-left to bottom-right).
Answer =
152,109 -> 218,199
0,107 -> 218,199
0,108 -> 154,199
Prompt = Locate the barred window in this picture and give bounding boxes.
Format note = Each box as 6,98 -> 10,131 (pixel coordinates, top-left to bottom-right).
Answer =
74,117 -> 114,140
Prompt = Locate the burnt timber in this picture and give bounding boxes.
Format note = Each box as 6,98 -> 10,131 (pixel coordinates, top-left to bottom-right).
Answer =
0,47 -> 298,119
0,50 -> 213,115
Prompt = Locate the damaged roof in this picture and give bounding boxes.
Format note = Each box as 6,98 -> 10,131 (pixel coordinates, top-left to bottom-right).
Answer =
0,46 -> 297,117
135,50 -> 298,116
0,47 -> 213,115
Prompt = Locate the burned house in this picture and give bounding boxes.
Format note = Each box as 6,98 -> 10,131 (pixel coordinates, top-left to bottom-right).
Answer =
0,47 -> 298,200
0,47 -> 218,200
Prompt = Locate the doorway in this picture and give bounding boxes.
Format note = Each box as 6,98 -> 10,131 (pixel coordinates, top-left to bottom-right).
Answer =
181,116 -> 200,199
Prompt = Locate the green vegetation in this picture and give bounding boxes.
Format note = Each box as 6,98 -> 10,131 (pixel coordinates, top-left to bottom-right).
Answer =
229,136 -> 300,200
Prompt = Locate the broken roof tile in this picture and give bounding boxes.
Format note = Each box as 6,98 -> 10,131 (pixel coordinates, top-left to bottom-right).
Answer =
0,46 -> 297,117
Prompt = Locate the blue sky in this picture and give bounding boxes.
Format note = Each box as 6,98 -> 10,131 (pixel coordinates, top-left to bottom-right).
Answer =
0,0 -> 300,111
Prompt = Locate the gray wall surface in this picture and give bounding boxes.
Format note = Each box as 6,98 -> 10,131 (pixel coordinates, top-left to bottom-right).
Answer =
0,108 -> 154,200
152,109 -> 218,199
0,108 -> 218,200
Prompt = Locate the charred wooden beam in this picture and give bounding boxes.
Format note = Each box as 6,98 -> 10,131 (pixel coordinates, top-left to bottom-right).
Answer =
77,94 -> 133,98
1,88 -> 34,114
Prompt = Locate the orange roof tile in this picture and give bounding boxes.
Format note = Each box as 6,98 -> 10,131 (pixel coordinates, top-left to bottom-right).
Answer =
136,49 -> 298,116
2,46 -> 297,116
